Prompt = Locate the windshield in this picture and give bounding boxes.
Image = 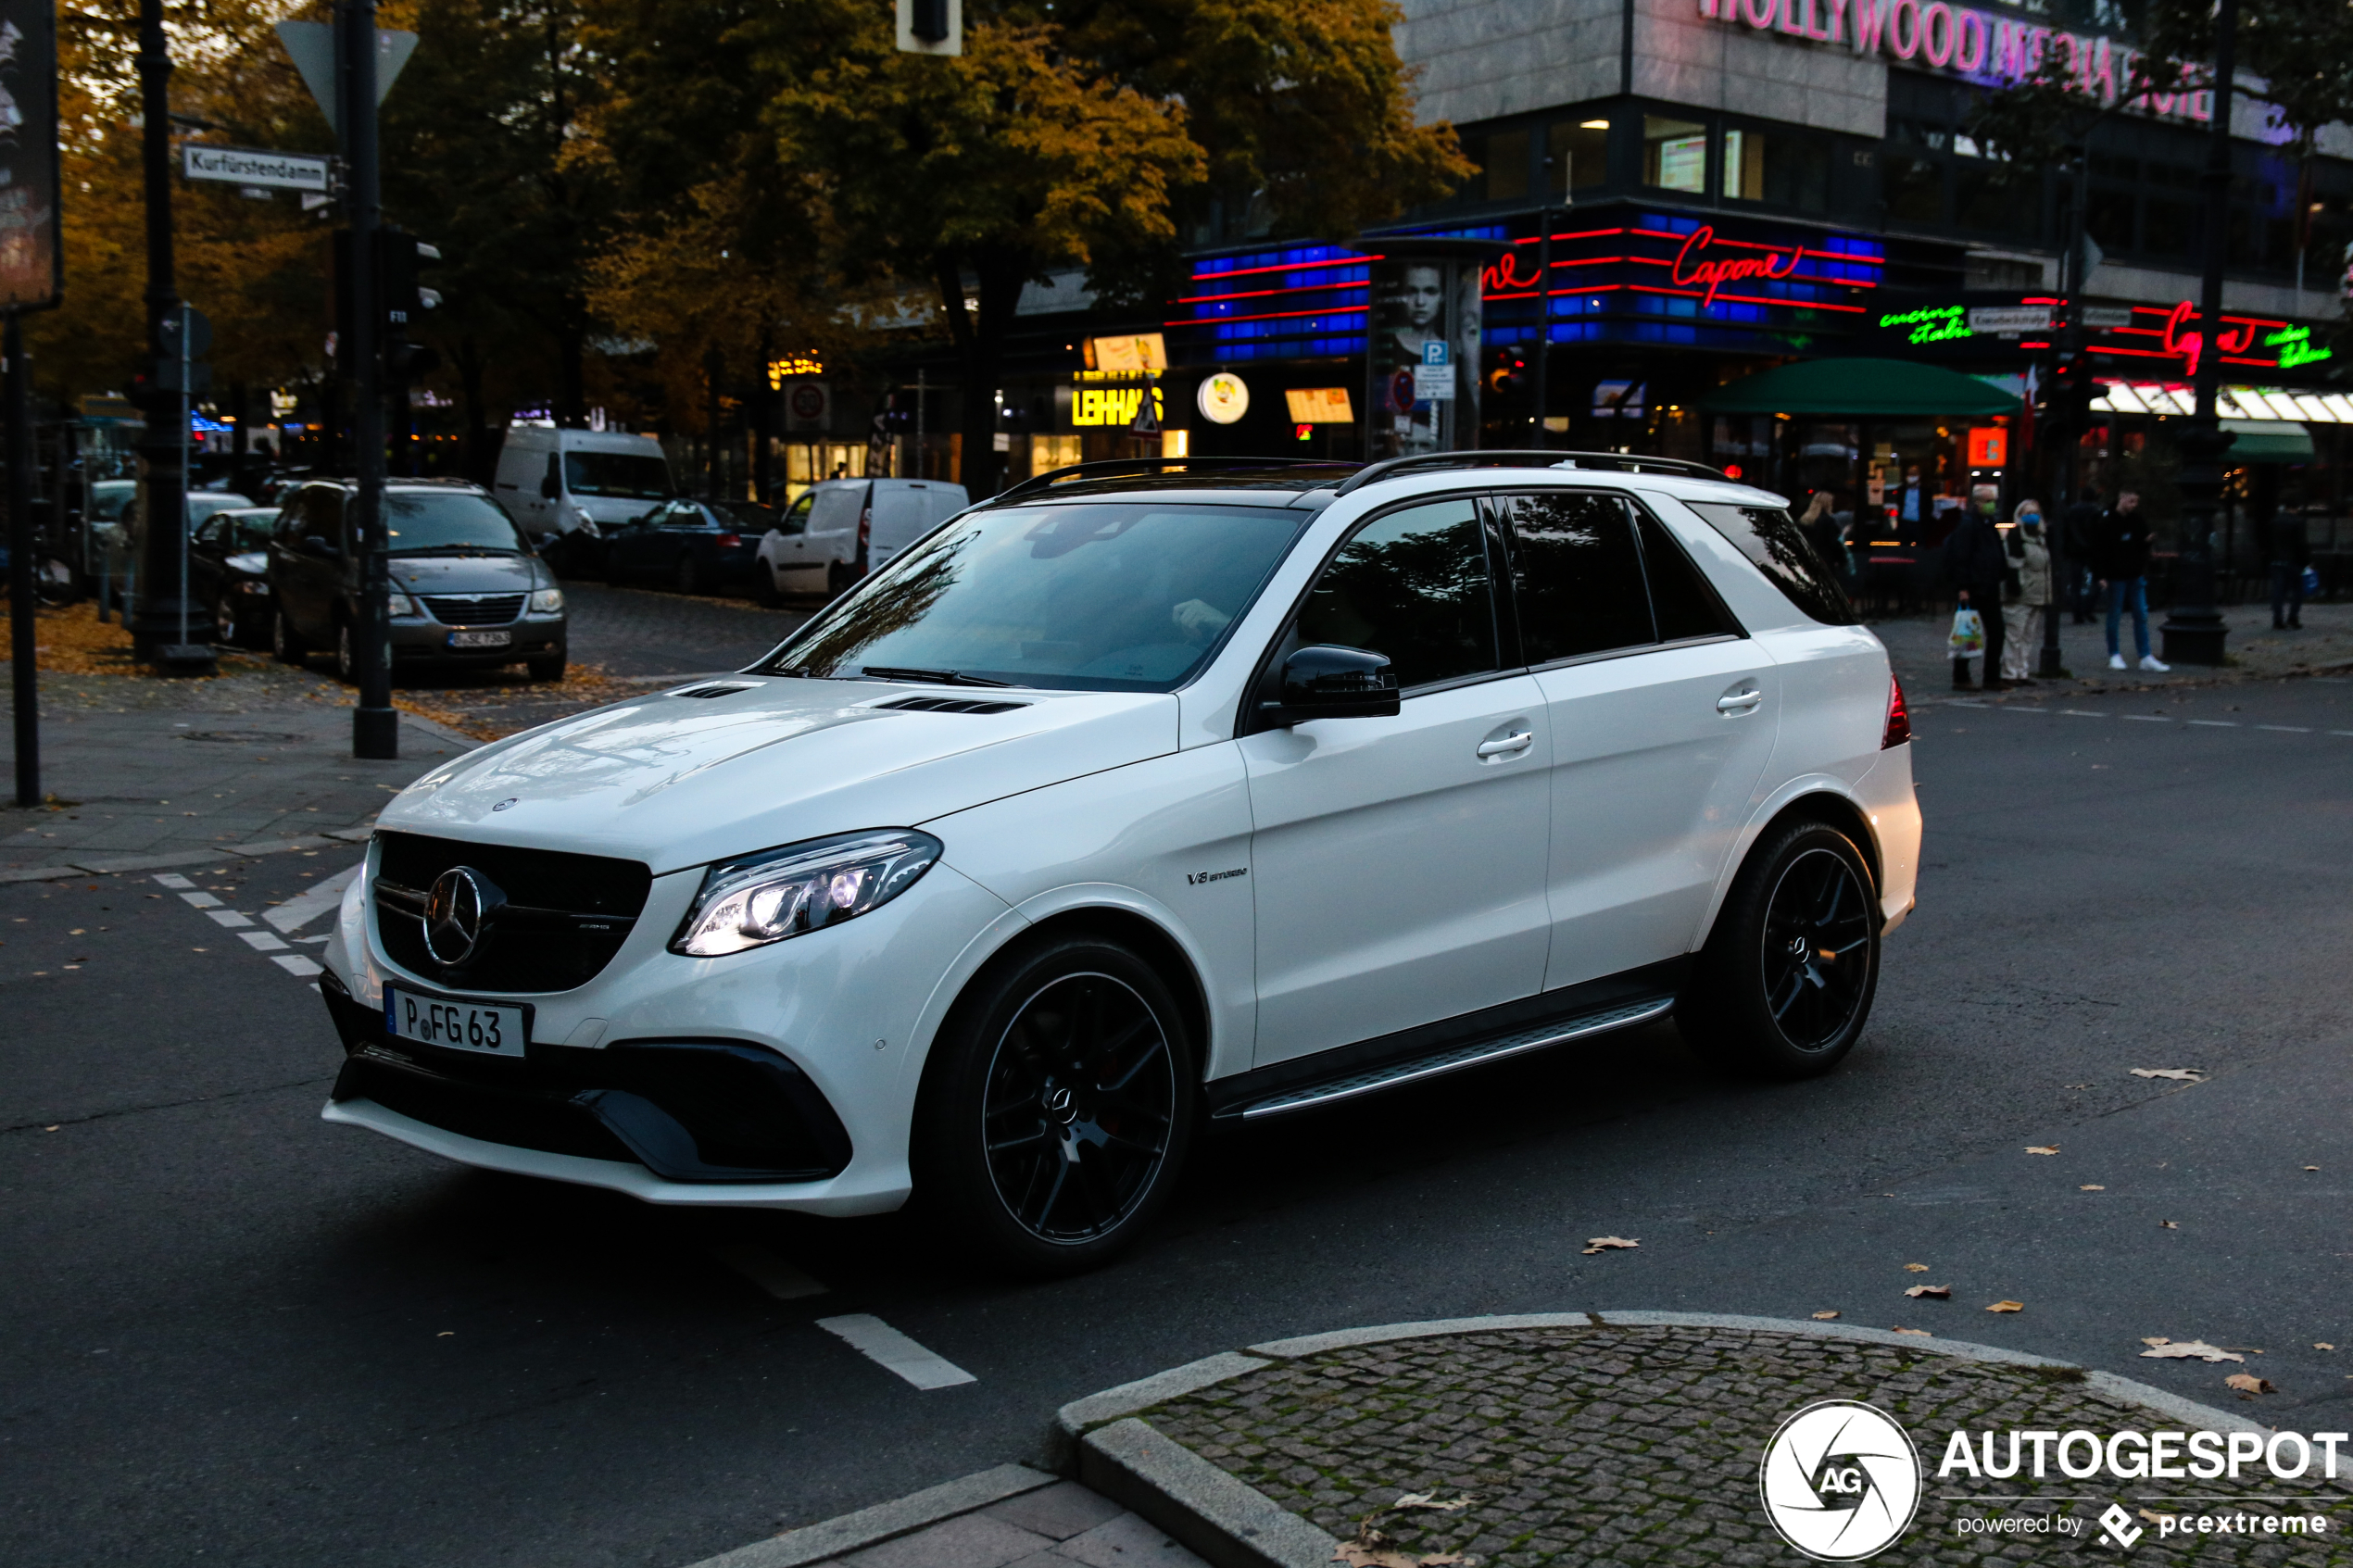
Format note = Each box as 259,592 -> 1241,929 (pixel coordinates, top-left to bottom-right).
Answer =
761,502 -> 1309,692
214,511 -> 278,552
564,450 -> 673,500
384,491 -> 532,554
186,492 -> 253,524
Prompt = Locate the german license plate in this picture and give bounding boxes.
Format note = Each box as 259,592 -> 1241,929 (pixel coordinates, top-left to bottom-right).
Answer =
385,986 -> 528,1057
448,629 -> 511,649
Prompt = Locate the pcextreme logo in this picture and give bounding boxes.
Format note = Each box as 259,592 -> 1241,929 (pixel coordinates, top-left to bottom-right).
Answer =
1759,1400 -> 1923,1561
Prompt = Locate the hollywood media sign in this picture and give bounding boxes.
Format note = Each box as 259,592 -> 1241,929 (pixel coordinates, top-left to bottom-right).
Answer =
1697,0 -> 2211,125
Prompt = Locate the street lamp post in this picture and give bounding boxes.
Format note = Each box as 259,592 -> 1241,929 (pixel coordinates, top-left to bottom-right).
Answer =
343,0 -> 397,758
2159,0 -> 2237,665
2039,143 -> 2092,680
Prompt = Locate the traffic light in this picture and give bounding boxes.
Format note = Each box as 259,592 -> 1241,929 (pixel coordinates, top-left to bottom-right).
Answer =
1488,345 -> 1529,398
332,228 -> 445,375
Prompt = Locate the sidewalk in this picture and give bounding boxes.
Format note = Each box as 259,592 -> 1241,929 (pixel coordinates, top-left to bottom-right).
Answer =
1049,1314 -> 2352,1567
1872,598 -> 2353,705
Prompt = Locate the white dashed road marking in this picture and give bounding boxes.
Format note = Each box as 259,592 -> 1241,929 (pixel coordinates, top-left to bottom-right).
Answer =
2258,725 -> 2311,733
2121,715 -> 2171,721
238,930 -> 290,952
157,871 -> 351,985
2186,720 -> 2238,727
182,891 -> 221,908
207,909 -> 254,927
713,1244 -> 829,1301
2060,709 -> 2105,718
816,1314 -> 977,1389
154,873 -> 195,889
265,866 -> 361,934
273,955 -> 323,977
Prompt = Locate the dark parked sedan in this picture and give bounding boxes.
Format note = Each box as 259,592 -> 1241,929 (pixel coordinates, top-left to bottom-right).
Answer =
601,497 -> 774,596
190,506 -> 281,647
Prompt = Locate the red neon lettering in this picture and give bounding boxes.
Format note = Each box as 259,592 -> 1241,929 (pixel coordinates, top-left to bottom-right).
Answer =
1670,226 -> 1800,308
1483,252 -> 1547,293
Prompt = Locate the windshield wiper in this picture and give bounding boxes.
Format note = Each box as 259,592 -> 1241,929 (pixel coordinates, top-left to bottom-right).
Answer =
856,665 -> 1015,688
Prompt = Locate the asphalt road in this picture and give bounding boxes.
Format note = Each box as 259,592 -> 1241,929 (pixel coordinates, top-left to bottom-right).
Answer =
4,676 -> 2351,1568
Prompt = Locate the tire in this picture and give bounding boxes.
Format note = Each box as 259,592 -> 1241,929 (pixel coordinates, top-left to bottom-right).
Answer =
912,934 -> 1197,1276
271,608 -> 307,665
673,554 -> 701,596
1678,820 -> 1881,1079
334,619 -> 357,684
526,653 -> 566,682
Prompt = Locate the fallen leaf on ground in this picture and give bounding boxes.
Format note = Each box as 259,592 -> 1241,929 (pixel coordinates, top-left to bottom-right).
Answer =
1904,1262 -> 1930,1273
2159,1220 -> 2179,1229
2304,1165 -> 2321,1172
2081,1185 -> 2107,1191
1812,1311 -> 1841,1320
2140,1340 -> 2244,1363
1582,1236 -> 1639,1255
2225,1373 -> 2274,1394
2318,1343 -> 2336,1351
1987,1301 -> 2025,1313
2138,1510 -> 2169,1525
1905,1285 -> 1951,1298
2026,1146 -> 2059,1155
1336,1547 -> 1468,1567
2064,1083 -> 2092,1089
2131,1068 -> 2208,1082
1892,1326 -> 1933,1336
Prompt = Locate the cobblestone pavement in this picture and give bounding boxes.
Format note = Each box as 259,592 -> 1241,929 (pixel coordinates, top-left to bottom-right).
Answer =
1143,1325 -> 2353,1566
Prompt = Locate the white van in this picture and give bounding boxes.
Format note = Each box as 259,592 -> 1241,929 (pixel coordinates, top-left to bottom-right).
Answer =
493,427 -> 675,546
753,477 -> 969,599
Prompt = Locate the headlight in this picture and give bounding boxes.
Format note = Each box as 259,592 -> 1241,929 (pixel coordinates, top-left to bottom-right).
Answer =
530,588 -> 564,614
671,829 -> 942,957
387,592 -> 423,619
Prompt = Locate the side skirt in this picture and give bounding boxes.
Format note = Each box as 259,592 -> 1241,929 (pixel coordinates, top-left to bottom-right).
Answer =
1207,958 -> 1688,1122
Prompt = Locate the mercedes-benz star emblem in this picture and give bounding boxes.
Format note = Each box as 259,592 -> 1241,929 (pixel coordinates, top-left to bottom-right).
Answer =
423,866 -> 504,967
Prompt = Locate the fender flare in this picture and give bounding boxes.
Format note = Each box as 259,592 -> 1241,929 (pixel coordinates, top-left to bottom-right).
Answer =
1695,772 -> 1884,948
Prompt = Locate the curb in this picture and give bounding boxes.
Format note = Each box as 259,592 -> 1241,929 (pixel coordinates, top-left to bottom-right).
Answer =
1051,1310 -> 2341,1568
1,822 -> 379,884
679,1462 -> 1058,1568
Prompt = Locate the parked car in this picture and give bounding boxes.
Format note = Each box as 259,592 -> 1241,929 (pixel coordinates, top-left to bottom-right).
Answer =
751,477 -> 968,601
267,478 -> 567,683
602,497 -> 773,596
317,452 -> 1919,1274
100,489 -> 256,601
189,506 -> 281,647
492,426 -> 674,570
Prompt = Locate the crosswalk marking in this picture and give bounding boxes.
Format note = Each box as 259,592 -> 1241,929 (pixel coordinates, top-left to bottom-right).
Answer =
817,1314 -> 977,1389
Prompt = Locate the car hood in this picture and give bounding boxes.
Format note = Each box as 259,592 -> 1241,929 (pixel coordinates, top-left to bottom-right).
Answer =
379,677 -> 1179,874
390,555 -> 544,595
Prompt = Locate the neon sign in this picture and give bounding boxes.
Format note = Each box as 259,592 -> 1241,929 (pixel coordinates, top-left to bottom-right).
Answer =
2159,301 -> 2256,377
2267,325 -> 2334,370
1483,251 -> 1545,293
1695,0 -> 2208,124
1671,225 -> 1799,309
1881,305 -> 1969,345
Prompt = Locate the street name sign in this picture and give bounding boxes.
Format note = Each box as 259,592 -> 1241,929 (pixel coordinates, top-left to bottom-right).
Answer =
182,144 -> 332,194
1967,306 -> 2054,334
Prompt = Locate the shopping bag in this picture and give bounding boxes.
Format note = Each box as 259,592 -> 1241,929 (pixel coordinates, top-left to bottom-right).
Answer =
2303,565 -> 2322,596
1947,607 -> 1985,657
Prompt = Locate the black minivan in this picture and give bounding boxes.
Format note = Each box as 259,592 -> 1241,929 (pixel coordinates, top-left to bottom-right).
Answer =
267,479 -> 570,683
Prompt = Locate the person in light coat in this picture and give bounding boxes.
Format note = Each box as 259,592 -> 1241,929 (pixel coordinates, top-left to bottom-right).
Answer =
2000,499 -> 2052,686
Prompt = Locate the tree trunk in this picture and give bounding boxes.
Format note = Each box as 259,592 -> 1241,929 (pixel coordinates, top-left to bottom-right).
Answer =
935,246 -> 1028,499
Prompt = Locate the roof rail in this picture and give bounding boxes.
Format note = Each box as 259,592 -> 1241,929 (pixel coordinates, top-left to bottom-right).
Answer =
1330,449 -> 1728,496
993,457 -> 1357,505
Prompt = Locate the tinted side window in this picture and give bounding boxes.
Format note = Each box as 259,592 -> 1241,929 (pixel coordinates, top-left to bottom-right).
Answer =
1295,497 -> 1497,688
1685,500 -> 1860,625
1497,491 -> 1655,662
1635,511 -> 1739,641
778,494 -> 814,534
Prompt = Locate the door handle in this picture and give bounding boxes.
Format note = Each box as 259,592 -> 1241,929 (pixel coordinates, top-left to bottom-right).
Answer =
1476,730 -> 1534,757
1716,689 -> 1764,713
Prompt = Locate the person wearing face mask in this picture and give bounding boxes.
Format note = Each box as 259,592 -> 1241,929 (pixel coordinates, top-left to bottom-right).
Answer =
2000,500 -> 2052,687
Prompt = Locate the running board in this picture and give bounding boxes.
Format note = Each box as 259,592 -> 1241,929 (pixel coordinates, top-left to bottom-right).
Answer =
1227,995 -> 1678,1121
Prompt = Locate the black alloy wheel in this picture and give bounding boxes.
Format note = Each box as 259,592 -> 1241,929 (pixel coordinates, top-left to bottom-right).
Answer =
750,561 -> 782,607
916,935 -> 1196,1274
1679,820 -> 1880,1078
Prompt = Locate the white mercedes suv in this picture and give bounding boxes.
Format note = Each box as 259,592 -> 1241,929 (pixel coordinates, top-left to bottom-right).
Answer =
318,452 -> 1920,1273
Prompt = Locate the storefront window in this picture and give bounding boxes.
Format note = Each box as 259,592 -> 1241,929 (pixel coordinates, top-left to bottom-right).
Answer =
1883,153 -> 1944,224
1643,116 -> 1707,194
1547,119 -> 1610,194
1482,127 -> 1531,201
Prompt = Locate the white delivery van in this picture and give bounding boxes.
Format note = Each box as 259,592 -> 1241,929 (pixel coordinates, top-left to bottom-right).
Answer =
753,478 -> 969,599
493,427 -> 676,547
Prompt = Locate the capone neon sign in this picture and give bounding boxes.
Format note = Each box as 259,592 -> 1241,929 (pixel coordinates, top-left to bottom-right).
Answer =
1671,226 -> 1800,308
1697,0 -> 2210,125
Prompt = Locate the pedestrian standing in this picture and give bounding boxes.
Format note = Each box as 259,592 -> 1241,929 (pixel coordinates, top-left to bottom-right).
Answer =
2090,489 -> 2170,672
2000,499 -> 2051,686
1942,500 -> 2008,690
2268,507 -> 2309,630
2060,484 -> 2103,623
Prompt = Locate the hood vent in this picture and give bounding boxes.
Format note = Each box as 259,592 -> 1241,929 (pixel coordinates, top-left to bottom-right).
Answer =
671,681 -> 762,699
878,695 -> 1029,716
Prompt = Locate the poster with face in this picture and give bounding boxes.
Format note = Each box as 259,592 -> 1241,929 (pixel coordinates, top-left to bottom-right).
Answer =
1368,257 -> 1451,459
0,0 -> 60,310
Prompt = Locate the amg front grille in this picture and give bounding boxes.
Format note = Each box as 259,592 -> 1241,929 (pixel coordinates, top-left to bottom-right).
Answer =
373,830 -> 651,992
422,593 -> 526,626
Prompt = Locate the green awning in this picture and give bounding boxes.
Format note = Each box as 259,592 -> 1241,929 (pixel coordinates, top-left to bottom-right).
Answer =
2220,419 -> 2315,462
1706,358 -> 2023,417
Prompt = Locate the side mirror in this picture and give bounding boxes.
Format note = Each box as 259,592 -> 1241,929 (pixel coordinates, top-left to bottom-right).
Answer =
1263,645 -> 1401,724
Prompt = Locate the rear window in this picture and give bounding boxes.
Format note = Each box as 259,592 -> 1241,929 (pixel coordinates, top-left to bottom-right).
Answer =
1685,501 -> 1859,626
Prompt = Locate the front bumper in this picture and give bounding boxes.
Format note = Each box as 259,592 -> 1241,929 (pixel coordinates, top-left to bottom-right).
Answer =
319,846 -> 1023,1214
388,615 -> 564,664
